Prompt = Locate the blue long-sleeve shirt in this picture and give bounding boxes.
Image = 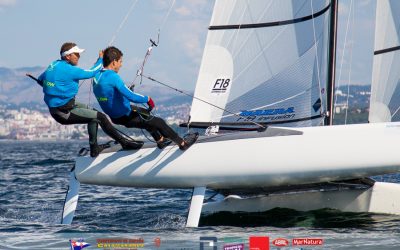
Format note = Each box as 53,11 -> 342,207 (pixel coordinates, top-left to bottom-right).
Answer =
93,69 -> 149,118
38,58 -> 103,107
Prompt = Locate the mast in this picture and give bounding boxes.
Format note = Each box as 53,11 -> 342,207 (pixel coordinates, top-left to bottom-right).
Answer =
325,0 -> 338,125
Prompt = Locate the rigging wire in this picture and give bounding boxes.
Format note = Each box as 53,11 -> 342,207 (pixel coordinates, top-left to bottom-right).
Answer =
203,0 -> 246,128
132,0 -> 266,130
128,0 -> 180,140
76,0 -> 141,142
204,0 -> 246,127
345,1 -> 355,125
228,2 -> 307,118
132,34 -> 159,86
228,1 -> 246,56
131,0 -> 176,86
229,2 -> 314,90
159,0 -> 176,31
391,103 -> 400,119
231,1 -> 307,79
109,0 -> 140,46
140,74 -> 267,129
243,0 -> 278,95
333,0 -> 354,121
79,0 -> 139,90
310,0 -> 324,116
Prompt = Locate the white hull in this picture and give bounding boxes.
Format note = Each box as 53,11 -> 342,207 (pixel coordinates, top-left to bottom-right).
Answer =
63,122 -> 400,226
203,182 -> 400,215
75,122 -> 400,189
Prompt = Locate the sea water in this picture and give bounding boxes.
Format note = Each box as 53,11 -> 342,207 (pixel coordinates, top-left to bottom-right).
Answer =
1,141 -> 400,249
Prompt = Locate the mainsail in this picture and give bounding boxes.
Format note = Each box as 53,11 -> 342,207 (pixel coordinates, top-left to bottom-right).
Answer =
189,0 -> 332,129
370,0 -> 400,122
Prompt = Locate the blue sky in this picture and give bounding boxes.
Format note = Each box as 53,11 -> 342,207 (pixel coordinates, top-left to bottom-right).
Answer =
0,0 -> 375,91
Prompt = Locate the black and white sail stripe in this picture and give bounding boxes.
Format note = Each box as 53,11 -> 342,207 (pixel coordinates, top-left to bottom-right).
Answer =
374,45 -> 400,55
209,3 -> 331,30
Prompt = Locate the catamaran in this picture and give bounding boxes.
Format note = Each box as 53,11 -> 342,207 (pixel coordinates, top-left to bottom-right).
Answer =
62,0 -> 400,227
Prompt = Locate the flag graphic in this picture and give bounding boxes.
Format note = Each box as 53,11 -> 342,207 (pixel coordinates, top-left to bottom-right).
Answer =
70,239 -> 91,250
249,236 -> 269,250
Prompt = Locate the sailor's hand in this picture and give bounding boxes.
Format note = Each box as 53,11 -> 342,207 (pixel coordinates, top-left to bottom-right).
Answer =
99,50 -> 104,58
147,97 -> 155,111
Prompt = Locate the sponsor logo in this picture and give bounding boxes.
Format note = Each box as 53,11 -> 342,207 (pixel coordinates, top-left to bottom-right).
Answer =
237,107 -> 296,122
200,237 -> 218,250
97,97 -> 108,102
96,238 -> 144,249
292,238 -> 324,246
154,237 -> 161,247
239,107 -> 295,117
272,238 -> 289,247
211,78 -> 231,93
249,236 -> 270,250
44,81 -> 55,87
223,243 -> 244,250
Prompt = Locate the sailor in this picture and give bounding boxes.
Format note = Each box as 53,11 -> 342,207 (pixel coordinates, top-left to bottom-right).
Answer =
37,42 -> 143,157
93,46 -> 198,150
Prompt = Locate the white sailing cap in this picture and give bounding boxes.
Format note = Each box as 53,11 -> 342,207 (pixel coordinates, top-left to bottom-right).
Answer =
61,46 -> 85,57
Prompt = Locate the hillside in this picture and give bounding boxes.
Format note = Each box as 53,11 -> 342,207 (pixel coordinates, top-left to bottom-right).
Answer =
0,66 -> 193,119
0,66 -> 371,124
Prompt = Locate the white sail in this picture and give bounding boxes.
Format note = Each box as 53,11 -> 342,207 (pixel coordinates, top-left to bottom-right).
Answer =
189,0 -> 332,128
370,0 -> 400,122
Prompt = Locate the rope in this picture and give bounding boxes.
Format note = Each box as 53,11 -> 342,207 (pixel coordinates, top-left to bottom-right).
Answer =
159,0 -> 176,31
310,0 -> 324,115
228,1 -> 246,56
126,0 -> 177,141
139,127 -> 157,143
391,105 -> 400,119
141,74 -> 266,129
333,0 -> 354,121
131,0 -> 176,86
109,0 -> 139,46
231,1 -> 306,76
79,0 -> 139,90
132,38 -> 158,85
114,126 -> 136,141
345,1 -> 355,125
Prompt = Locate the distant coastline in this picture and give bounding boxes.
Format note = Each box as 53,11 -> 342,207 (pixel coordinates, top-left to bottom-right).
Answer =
0,85 -> 370,140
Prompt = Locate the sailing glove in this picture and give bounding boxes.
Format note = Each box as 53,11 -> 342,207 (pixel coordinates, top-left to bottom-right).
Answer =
147,97 -> 155,111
